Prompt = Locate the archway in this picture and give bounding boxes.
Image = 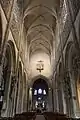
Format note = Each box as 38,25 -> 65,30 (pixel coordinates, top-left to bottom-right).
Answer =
27,75 -> 52,112
64,42 -> 75,116
1,45 -> 12,111
1,42 -> 12,111
16,61 -> 23,113
0,41 -> 16,116
0,14 -> 2,47
57,62 -> 64,113
22,72 -> 27,112
32,78 -> 48,112
65,41 -> 80,117
7,41 -> 16,116
77,77 -> 80,108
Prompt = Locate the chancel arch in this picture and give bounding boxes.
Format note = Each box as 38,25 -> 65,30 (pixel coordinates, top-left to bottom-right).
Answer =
28,75 -> 52,111
32,78 -> 48,110
30,75 -> 51,88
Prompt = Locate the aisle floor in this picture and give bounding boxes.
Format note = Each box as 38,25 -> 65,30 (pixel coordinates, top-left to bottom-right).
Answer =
35,115 -> 45,120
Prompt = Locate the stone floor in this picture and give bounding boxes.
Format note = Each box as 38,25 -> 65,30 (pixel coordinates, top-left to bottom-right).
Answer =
35,115 -> 45,120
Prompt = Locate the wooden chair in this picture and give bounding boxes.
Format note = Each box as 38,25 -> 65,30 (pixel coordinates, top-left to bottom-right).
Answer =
43,112 -> 70,120
14,112 -> 36,120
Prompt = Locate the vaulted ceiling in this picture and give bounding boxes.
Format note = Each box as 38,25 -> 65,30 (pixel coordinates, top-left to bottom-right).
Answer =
23,0 -> 60,59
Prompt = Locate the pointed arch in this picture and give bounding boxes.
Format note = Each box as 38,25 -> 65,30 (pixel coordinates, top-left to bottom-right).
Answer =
30,75 -> 51,88
0,14 -> 2,47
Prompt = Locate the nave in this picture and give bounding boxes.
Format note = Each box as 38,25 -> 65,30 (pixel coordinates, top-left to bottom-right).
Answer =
0,0 -> 80,119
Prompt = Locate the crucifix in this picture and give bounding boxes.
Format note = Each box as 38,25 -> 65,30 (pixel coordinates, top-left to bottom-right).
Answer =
36,60 -> 44,73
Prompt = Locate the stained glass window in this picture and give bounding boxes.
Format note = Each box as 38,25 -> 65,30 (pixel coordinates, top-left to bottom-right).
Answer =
43,89 -> 46,95
34,89 -> 37,95
38,88 -> 42,94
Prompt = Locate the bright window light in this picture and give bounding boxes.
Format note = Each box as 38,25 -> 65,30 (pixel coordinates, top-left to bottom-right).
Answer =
34,89 -> 37,95
35,101 -> 38,108
43,89 -> 46,95
38,88 -> 42,94
35,101 -> 38,106
38,97 -> 41,100
42,102 -> 45,107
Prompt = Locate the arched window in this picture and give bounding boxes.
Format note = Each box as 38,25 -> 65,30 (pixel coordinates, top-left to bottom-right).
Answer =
32,78 -> 48,110
34,89 -> 37,95
43,89 -> 46,95
38,88 -> 42,94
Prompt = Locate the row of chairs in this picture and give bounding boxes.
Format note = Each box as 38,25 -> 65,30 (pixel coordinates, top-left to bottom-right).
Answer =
43,112 -> 71,120
0,112 -> 36,120
0,111 -> 79,120
14,112 -> 36,120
